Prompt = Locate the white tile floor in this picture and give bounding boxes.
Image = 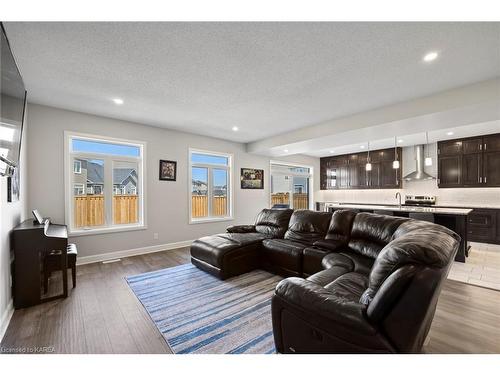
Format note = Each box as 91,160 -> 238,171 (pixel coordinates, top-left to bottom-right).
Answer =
448,242 -> 500,291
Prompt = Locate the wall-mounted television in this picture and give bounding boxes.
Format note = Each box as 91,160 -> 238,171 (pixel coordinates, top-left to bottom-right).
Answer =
1,22 -> 26,177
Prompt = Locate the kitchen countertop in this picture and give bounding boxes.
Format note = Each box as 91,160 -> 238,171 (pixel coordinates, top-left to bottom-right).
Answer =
322,202 -> 473,215
319,201 -> 500,209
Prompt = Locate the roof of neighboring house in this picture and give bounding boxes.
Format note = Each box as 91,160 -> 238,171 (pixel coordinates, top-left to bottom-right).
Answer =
192,180 -> 207,190
86,161 -> 104,184
85,161 -> 135,185
113,168 -> 136,185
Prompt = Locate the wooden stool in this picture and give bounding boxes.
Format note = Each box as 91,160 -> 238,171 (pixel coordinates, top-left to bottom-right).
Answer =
43,243 -> 77,294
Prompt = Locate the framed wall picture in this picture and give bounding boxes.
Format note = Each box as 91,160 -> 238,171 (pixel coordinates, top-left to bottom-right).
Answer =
159,160 -> 177,181
240,168 -> 264,189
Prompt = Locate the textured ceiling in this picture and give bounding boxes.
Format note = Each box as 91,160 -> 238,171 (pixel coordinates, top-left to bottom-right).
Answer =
4,22 -> 500,143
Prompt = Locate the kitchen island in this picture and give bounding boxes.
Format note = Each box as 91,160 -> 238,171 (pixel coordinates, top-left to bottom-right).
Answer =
319,202 -> 472,262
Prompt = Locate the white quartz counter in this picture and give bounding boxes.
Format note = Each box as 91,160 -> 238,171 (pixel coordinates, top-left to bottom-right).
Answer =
323,203 -> 473,216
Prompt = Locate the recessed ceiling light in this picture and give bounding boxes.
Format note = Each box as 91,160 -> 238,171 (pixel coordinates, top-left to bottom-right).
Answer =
112,98 -> 124,105
329,150 -> 335,154
284,149 -> 289,153
447,131 -> 454,136
360,145 -> 365,149
232,126 -> 239,132
423,51 -> 439,63
398,139 -> 403,143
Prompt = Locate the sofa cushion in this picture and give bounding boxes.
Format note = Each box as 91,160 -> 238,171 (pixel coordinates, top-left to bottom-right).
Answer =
312,239 -> 346,251
191,232 -> 269,266
348,213 -> 408,259
306,266 -> 351,287
322,251 -> 374,276
284,210 -> 332,245
323,273 -> 369,303
303,246 -> 332,276
254,208 -> 293,238
307,269 -> 369,304
262,238 -> 308,275
324,209 -> 357,242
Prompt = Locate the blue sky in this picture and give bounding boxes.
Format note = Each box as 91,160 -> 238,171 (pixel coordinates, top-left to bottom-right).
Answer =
73,139 -> 140,157
191,153 -> 228,187
192,167 -> 227,187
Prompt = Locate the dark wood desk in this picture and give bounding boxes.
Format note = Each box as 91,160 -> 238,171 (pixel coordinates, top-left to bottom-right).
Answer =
11,219 -> 68,309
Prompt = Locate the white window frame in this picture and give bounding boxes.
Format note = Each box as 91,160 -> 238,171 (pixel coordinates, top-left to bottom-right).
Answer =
189,148 -> 233,224
64,131 -> 147,236
73,183 -> 85,196
270,160 -> 314,210
73,160 -> 81,174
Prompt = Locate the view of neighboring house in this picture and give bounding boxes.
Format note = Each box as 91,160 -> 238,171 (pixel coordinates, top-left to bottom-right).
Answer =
73,158 -> 138,196
191,179 -> 207,195
191,179 -> 227,196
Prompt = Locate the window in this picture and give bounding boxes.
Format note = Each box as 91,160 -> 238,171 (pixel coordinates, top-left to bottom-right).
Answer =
73,160 -> 81,174
65,132 -> 146,235
270,162 -> 312,210
189,149 -> 232,223
73,183 -> 85,196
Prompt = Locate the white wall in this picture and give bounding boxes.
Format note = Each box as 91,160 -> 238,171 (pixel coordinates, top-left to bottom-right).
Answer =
317,143 -> 500,207
0,109 -> 28,340
26,104 -> 320,259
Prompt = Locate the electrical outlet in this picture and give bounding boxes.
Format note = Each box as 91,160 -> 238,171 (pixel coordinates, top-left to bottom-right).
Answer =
153,232 -> 159,240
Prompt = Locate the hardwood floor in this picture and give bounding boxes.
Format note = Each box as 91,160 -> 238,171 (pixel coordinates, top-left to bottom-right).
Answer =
1,247 -> 499,353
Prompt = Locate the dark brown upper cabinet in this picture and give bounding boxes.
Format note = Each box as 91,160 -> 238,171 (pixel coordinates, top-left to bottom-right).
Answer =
320,148 -> 402,190
462,153 -> 482,186
483,151 -> 500,186
484,133 -> 500,152
438,155 -> 462,187
439,140 -> 463,155
438,133 -> 500,188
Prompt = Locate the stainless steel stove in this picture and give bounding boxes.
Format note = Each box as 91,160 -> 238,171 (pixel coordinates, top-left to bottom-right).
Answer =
404,195 -> 436,206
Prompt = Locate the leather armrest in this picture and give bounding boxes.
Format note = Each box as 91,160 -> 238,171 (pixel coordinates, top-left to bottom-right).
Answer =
226,225 -> 256,233
312,239 -> 346,251
273,277 -> 374,334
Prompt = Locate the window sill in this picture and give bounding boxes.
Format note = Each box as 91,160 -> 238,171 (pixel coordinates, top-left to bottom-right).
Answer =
68,224 -> 147,237
189,216 -> 234,225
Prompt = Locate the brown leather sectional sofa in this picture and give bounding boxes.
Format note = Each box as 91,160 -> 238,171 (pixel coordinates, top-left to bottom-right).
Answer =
190,208 -> 459,353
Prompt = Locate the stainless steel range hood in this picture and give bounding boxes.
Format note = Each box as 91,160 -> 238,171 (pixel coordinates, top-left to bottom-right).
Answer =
403,145 -> 435,181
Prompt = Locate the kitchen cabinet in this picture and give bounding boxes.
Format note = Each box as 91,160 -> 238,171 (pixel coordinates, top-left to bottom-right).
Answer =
438,132 -> 500,188
496,211 -> 500,243
483,152 -> 500,186
484,133 -> 500,152
466,208 -> 500,245
379,160 -> 399,188
438,140 -> 462,155
462,153 -> 482,186
467,209 -> 496,243
438,155 -> 462,187
320,148 -> 402,190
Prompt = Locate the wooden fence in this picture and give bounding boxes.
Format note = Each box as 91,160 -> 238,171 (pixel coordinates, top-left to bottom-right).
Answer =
76,193 -> 309,226
74,195 -> 138,227
270,193 -> 309,209
192,195 -> 227,218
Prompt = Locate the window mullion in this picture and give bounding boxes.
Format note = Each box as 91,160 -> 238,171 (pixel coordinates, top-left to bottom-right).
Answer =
104,156 -> 113,226
208,167 -> 213,217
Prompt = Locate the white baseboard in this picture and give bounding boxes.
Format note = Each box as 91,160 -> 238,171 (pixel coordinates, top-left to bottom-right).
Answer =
76,239 -> 194,265
0,299 -> 14,343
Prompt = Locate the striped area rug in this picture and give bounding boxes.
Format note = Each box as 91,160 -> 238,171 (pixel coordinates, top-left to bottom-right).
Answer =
126,263 -> 282,354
